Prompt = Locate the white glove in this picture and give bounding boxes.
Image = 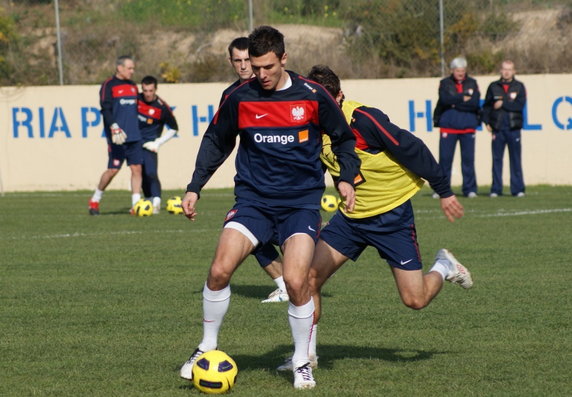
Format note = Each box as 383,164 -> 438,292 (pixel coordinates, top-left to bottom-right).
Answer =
143,140 -> 160,153
110,123 -> 127,145
143,129 -> 177,153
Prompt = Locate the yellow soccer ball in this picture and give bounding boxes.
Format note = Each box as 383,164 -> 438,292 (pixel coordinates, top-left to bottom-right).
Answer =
192,350 -> 238,394
166,196 -> 183,214
321,194 -> 339,212
133,199 -> 153,217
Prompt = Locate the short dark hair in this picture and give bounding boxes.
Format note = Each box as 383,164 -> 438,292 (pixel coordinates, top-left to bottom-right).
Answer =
141,75 -> 158,87
228,37 -> 249,57
248,25 -> 285,59
307,65 -> 341,98
116,55 -> 133,67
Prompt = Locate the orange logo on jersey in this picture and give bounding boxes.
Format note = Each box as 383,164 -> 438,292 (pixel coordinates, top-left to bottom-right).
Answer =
354,172 -> 365,186
298,129 -> 309,143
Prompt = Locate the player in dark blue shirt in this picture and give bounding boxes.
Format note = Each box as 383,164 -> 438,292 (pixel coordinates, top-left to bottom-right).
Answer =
221,37 -> 289,303
179,26 -> 360,390
89,55 -> 143,215
138,75 -> 179,214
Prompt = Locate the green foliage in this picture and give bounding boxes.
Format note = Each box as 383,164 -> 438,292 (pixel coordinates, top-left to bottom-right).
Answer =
0,9 -> 18,83
267,0 -> 343,27
1,186 -> 571,395
480,11 -> 518,41
119,0 -> 247,30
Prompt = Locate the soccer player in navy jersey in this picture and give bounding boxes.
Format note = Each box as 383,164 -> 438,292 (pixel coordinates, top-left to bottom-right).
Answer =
275,65 -> 472,372
89,55 -> 143,215
179,26 -> 360,389
138,75 -> 179,214
221,37 -> 289,303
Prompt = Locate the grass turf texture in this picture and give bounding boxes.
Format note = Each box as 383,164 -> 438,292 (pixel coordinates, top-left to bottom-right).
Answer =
1,186 -> 570,396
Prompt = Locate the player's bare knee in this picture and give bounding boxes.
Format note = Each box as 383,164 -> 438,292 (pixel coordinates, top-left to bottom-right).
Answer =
208,265 -> 232,288
402,296 -> 428,310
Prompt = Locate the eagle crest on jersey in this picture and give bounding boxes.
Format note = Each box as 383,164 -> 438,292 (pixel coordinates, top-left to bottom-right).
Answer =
291,106 -> 305,121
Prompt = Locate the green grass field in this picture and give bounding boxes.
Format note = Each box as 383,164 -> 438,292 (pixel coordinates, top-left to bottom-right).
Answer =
1,186 -> 570,396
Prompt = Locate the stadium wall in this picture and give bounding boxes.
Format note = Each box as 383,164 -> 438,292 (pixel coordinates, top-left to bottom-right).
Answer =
0,74 -> 571,193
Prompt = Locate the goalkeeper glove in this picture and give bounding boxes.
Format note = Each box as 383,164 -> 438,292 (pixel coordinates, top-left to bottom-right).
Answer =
143,129 -> 177,153
110,123 -> 127,145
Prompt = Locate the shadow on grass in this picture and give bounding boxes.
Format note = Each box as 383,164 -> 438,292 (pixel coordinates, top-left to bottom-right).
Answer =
231,284 -> 333,300
233,343 -> 439,372
174,344 -> 440,389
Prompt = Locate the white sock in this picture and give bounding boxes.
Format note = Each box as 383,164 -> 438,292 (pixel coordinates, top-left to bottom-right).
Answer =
430,260 -> 450,280
131,193 -> 141,207
288,298 -> 315,369
199,283 -> 231,352
308,323 -> 318,358
152,196 -> 161,208
273,276 -> 287,292
91,188 -> 103,202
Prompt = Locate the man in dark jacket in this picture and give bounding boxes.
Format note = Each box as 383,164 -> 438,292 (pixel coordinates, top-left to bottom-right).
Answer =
481,60 -> 527,197
434,56 -> 481,198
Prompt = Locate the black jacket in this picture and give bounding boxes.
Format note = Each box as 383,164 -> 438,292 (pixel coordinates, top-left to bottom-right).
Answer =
481,78 -> 526,131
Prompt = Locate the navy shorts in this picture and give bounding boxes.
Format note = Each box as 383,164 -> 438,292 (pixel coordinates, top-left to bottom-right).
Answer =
252,242 -> 280,267
223,203 -> 321,248
107,140 -> 143,169
320,200 -> 422,270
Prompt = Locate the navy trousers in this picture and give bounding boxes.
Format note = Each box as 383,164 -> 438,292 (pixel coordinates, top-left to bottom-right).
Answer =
142,149 -> 161,198
491,129 -> 524,196
439,132 -> 477,196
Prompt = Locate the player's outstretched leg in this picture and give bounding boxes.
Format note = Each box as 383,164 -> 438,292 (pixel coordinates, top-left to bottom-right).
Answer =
435,249 -> 473,288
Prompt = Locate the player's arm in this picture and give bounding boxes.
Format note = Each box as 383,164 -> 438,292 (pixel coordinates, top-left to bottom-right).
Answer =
143,102 -> 179,152
355,107 -> 452,198
357,107 -> 462,221
316,91 -> 361,185
99,80 -> 115,126
455,81 -> 480,112
438,79 -> 463,106
502,83 -> 526,112
317,92 -> 361,211
185,97 -> 238,202
481,85 -> 495,127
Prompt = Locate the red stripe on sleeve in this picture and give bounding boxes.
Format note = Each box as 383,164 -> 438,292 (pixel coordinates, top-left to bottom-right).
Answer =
354,108 -> 399,146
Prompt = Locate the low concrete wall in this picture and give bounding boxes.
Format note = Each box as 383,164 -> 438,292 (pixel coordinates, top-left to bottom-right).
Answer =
1,74 -> 570,193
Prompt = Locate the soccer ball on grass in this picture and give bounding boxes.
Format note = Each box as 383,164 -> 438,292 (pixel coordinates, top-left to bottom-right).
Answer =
133,199 -> 153,217
321,194 -> 340,212
192,350 -> 238,394
166,196 -> 184,214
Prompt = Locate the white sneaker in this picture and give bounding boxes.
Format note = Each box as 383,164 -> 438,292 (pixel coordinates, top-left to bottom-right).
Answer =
261,288 -> 289,303
277,355 -> 318,371
489,193 -> 498,198
179,348 -> 205,380
435,249 -> 473,289
432,193 -> 439,199
516,192 -> 525,198
153,204 -> 160,214
467,192 -> 478,198
293,363 -> 316,389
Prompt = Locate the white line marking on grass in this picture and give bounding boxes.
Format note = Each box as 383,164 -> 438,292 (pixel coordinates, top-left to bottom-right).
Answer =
415,208 -> 572,220
3,228 -> 217,241
476,208 -> 572,217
